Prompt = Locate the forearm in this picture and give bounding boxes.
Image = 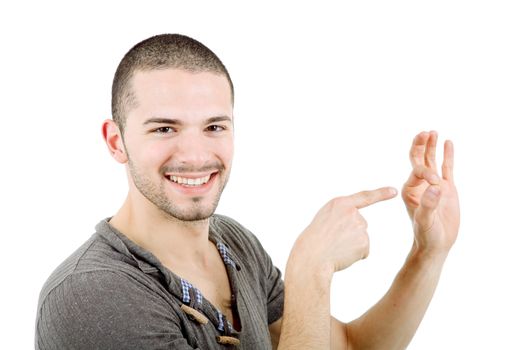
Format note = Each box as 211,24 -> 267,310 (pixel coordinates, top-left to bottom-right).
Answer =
347,244 -> 448,350
278,247 -> 334,350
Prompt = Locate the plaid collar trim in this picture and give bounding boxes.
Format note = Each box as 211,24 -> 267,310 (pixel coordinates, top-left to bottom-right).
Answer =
216,241 -> 237,268
95,216 -> 240,335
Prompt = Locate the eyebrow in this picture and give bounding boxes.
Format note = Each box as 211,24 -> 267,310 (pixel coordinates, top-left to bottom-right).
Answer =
142,115 -> 232,126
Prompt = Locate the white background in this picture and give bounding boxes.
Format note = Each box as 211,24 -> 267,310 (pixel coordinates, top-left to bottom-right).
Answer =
1,1 -> 524,349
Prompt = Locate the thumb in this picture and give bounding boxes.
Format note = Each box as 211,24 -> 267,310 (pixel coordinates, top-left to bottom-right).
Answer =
414,185 -> 441,232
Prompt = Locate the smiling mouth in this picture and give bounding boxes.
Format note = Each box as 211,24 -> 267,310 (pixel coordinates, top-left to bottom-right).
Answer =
166,173 -> 216,187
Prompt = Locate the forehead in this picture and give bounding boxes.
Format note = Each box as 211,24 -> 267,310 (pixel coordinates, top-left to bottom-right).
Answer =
129,68 -> 232,123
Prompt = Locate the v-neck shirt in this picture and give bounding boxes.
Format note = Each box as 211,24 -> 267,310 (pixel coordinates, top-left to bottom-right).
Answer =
35,215 -> 284,349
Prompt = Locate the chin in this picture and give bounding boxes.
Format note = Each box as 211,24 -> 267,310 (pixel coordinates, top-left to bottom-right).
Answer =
164,200 -> 219,222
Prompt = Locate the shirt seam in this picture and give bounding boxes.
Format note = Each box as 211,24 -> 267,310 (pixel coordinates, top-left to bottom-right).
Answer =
37,238 -> 98,312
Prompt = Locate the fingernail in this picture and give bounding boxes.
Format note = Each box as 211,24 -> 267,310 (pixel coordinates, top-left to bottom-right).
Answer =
389,187 -> 398,196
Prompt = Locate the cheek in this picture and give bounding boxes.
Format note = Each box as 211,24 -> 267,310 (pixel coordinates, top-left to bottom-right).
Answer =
147,143 -> 174,167
218,138 -> 234,165
128,139 -> 172,170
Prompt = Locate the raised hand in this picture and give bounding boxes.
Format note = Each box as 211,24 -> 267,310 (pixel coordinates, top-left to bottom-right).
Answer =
402,131 -> 460,255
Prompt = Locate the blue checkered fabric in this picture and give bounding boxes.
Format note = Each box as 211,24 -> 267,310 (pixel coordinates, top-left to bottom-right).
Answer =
217,242 -> 236,268
196,289 -> 202,305
216,310 -> 233,333
181,243 -> 236,334
180,278 -> 203,306
181,278 -> 192,304
217,310 -> 224,331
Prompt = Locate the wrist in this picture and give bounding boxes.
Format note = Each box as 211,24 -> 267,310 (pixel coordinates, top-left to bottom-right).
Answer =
281,242 -> 333,350
408,241 -> 449,266
286,243 -> 334,286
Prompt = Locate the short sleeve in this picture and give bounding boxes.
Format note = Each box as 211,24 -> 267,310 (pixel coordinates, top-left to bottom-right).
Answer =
35,271 -> 199,350
246,230 -> 285,324
263,251 -> 285,324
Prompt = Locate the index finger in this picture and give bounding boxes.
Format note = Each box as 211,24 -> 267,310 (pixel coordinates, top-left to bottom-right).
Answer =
346,187 -> 398,209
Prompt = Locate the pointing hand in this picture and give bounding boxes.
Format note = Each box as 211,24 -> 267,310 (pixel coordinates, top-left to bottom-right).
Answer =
292,187 -> 398,273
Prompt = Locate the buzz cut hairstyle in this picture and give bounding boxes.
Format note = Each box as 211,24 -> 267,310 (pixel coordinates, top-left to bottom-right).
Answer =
111,33 -> 234,131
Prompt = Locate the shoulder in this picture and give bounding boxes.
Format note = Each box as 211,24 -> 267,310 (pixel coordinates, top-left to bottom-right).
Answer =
36,232 -> 173,326
37,234 -> 98,307
35,268 -> 180,349
38,231 -> 137,304
40,268 -> 172,313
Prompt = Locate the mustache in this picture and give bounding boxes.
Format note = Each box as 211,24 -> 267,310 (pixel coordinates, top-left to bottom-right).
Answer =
161,162 -> 225,174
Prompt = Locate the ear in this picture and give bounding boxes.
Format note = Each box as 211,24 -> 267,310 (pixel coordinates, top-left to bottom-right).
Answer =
101,119 -> 128,163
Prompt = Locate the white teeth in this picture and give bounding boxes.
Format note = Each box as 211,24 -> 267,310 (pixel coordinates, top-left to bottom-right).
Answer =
169,174 -> 212,186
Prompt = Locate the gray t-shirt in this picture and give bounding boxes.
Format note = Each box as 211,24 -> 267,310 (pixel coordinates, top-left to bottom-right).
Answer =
35,215 -> 284,349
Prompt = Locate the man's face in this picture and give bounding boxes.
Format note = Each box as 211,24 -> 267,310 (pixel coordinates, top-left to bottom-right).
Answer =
122,69 -> 234,222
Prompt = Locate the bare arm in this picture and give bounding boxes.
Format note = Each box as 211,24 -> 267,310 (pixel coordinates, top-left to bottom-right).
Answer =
346,246 -> 448,349
276,188 -> 398,349
273,247 -> 448,350
273,131 -> 459,349
343,131 -> 459,349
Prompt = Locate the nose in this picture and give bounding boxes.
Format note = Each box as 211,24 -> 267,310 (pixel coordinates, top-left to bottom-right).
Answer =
173,129 -> 212,169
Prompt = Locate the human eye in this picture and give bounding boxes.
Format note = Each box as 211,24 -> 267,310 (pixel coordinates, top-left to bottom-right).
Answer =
153,126 -> 175,134
206,124 -> 227,132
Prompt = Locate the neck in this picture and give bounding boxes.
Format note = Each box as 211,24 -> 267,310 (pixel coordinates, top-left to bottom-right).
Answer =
109,192 -> 214,269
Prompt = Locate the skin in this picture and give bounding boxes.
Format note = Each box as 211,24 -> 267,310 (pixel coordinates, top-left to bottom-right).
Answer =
102,68 -> 238,326
102,67 -> 460,349
273,131 -> 460,349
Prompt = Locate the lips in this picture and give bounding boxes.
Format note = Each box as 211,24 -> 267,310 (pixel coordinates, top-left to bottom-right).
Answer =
164,171 -> 219,194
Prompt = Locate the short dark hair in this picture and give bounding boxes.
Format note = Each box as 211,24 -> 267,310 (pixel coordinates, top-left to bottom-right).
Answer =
111,34 -> 234,131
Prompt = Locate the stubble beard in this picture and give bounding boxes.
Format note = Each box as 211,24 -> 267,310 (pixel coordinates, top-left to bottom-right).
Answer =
128,157 -> 229,222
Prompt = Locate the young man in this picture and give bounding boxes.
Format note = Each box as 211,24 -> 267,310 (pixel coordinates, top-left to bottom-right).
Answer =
35,34 -> 460,349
